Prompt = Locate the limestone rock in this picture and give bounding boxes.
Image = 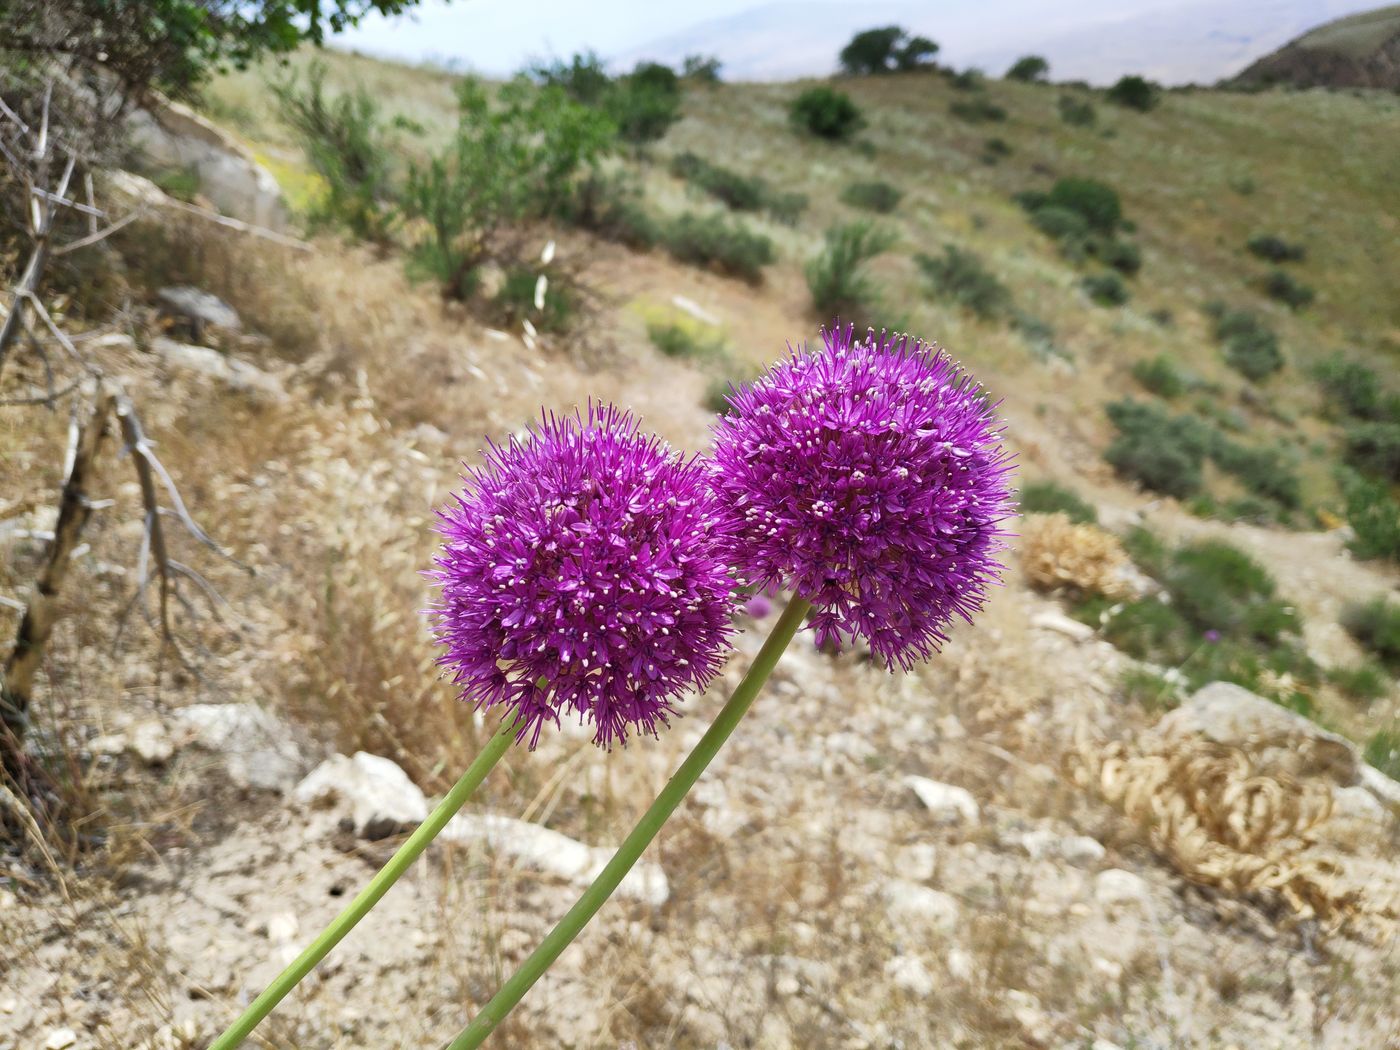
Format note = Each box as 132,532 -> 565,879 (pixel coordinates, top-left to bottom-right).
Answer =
174,703 -> 305,791
902,775 -> 980,825
1094,868 -> 1150,908
293,752 -> 428,839
153,337 -> 286,402
885,954 -> 936,996
881,879 -> 959,934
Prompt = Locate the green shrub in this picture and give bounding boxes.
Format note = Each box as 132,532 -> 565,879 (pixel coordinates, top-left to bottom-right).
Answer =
662,212 -> 775,284
607,61 -> 682,144
1263,269 -> 1315,310
1364,729 -> 1400,779
271,61 -> 395,242
1340,471 -> 1400,562
949,97 -> 1007,123
766,191 -> 810,225
1212,308 -> 1283,380
1210,439 -> 1302,509
493,265 -> 575,332
1106,74 -> 1158,111
1314,355 -> 1391,421
948,69 -> 984,91
670,152 -> 807,224
1104,400 -> 1211,497
1132,355 -> 1186,398
563,170 -> 660,248
1047,177 -> 1121,233
839,26 -> 939,74
681,54 -> 723,83
841,180 -> 903,214
1328,663 -> 1390,702
401,78 -> 616,300
1343,598 -> 1400,669
1246,234 -> 1305,263
981,136 -> 1013,163
805,220 -> 896,319
1119,667 -> 1181,713
1082,273 -> 1128,306
647,321 -> 725,361
1057,94 -> 1095,126
528,51 -> 613,104
1019,480 -> 1097,523
1006,55 -> 1049,82
1030,204 -> 1091,242
1101,238 -> 1142,276
915,245 -> 1011,319
790,87 -> 864,140
1101,598 -> 1191,664
1344,422 -> 1400,481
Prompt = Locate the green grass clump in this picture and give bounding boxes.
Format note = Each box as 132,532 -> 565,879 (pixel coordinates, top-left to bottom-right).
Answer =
1166,540 -> 1295,642
1101,238 -> 1142,276
669,152 -> 807,225
841,180 -> 903,214
1344,422 -> 1400,481
1313,355 -> 1399,421
1132,355 -> 1187,398
1340,471 -> 1400,563
1104,400 -> 1212,497
790,86 -> 864,140
1057,94 -> 1095,127
949,96 -> 1007,123
805,220 -> 896,320
1246,234 -> 1306,263
493,266 -> 575,332
1263,269 -> 1316,310
1342,597 -> 1400,669
1019,479 -> 1097,523
646,321 -> 725,361
1211,307 -> 1284,381
1364,729 -> 1400,779
1118,667 -> 1181,713
662,212 -> 775,284
1030,204 -> 1090,242
1327,663 -> 1391,702
1082,272 -> 1128,306
915,245 -> 1011,320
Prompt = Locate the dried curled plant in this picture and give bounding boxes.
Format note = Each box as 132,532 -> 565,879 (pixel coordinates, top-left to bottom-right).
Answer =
1074,735 -> 1379,931
1019,512 -> 1130,597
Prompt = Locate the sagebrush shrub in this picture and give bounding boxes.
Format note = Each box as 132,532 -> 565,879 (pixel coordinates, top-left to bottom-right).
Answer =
790,87 -> 864,140
1104,400 -> 1211,497
1313,354 -> 1391,420
1132,355 -> 1186,398
1212,308 -> 1283,380
916,245 -> 1011,319
662,212 -> 775,283
1031,204 -> 1090,242
1343,597 -> 1400,669
1047,177 -> 1121,233
1082,272 -> 1128,306
1340,471 -> 1400,562
1263,269 -> 1315,310
1246,234 -> 1306,263
1345,421 -> 1400,482
1107,74 -> 1158,111
804,220 -> 896,319
670,152 -> 807,224
841,180 -> 903,213
1101,238 -> 1141,275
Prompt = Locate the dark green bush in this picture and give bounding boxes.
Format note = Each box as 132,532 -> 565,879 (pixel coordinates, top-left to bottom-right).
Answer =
839,26 -> 939,74
607,61 -> 682,144
1101,598 -> 1191,664
1019,480 -> 1097,523
662,212 -> 775,284
563,170 -> 660,248
1340,471 -> 1400,562
1167,540 -> 1294,641
681,54 -> 723,83
805,220 -> 896,319
915,245 -> 1011,320
1246,234 -> 1305,263
528,51 -> 613,105
790,87 -> 864,140
1104,400 -> 1213,497
948,69 -> 984,91
1343,597 -> 1400,669
1364,729 -> 1400,779
1314,355 -> 1392,421
1082,272 -> 1128,306
1210,439 -> 1302,509
1132,355 -> 1186,398
1263,269 -> 1315,310
1106,74 -> 1158,111
1057,94 -> 1096,126
670,152 -> 807,224
765,191 -> 809,226
1345,422 -> 1400,481
1212,308 -> 1283,380
1030,205 -> 1091,242
841,180 -> 903,214
1006,55 -> 1049,82
949,97 -> 1007,123
271,61 -> 395,241
981,137 -> 1013,164
1101,238 -> 1142,276
1047,177 -> 1121,233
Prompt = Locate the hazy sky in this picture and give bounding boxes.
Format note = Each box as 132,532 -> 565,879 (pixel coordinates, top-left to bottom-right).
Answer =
335,0 -> 1379,84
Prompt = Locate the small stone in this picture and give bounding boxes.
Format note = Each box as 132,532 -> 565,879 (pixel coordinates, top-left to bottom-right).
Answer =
45,1029 -> 78,1050
0,995 -> 16,1013
885,954 -> 936,996
294,752 -> 428,839
128,719 -> 174,766
1095,868 -> 1150,908
775,973 -> 801,997
1031,611 -> 1095,642
265,911 -> 299,944
902,776 -> 979,826
882,880 -> 959,934
946,947 -> 975,981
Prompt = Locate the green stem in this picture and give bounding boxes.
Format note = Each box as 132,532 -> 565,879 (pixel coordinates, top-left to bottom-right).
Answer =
444,597 -> 812,1050
209,716 -> 522,1050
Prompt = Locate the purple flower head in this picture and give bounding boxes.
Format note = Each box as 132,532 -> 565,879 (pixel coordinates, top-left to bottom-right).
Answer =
712,324 -> 1015,670
1204,629 -> 1221,643
430,404 -> 738,749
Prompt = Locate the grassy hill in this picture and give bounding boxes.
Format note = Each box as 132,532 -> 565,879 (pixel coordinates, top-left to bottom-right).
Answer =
1234,3 -> 1400,89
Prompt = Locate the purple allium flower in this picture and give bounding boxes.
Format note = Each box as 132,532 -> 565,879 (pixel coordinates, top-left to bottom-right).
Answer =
712,324 -> 1015,670
742,593 -> 773,619
430,404 -> 738,749
1204,629 -> 1221,643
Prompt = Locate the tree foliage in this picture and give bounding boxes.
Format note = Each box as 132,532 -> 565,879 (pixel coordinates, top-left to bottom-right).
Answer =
838,26 -> 939,75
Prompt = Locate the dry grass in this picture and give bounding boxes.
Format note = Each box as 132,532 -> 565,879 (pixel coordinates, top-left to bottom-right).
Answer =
1019,511 -> 1132,597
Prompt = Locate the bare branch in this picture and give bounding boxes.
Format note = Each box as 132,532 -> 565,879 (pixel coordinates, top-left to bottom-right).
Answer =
52,209 -> 142,256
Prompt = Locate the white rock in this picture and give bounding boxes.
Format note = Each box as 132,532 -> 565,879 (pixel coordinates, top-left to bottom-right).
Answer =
154,337 -> 286,402
1093,1040 -> 1125,1050
128,719 -> 175,766
1094,869 -> 1150,908
294,752 -> 429,839
882,880 -> 959,934
0,995 -> 15,1013
885,954 -> 936,996
1031,611 -> 1095,642
946,946 -> 975,981
265,911 -> 299,944
174,703 -> 304,791
893,842 -> 938,882
441,813 -> 669,906
45,1030 -> 78,1050
902,776 -> 980,826
1009,828 -> 1105,865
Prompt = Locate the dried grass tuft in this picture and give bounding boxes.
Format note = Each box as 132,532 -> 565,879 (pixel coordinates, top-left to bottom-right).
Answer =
1019,512 -> 1131,597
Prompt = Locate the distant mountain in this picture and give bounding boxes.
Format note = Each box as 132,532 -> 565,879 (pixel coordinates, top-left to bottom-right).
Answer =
1232,4 -> 1400,88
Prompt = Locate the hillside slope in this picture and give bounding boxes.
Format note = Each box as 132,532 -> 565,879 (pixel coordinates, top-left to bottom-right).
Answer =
1234,3 -> 1400,88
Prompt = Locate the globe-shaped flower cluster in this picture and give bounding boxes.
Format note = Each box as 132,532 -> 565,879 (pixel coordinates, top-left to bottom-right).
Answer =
430,404 -> 738,749
711,324 -> 1015,669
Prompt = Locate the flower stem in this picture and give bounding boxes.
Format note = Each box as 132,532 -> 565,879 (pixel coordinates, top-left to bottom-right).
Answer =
209,716 -> 523,1050
444,597 -> 812,1050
